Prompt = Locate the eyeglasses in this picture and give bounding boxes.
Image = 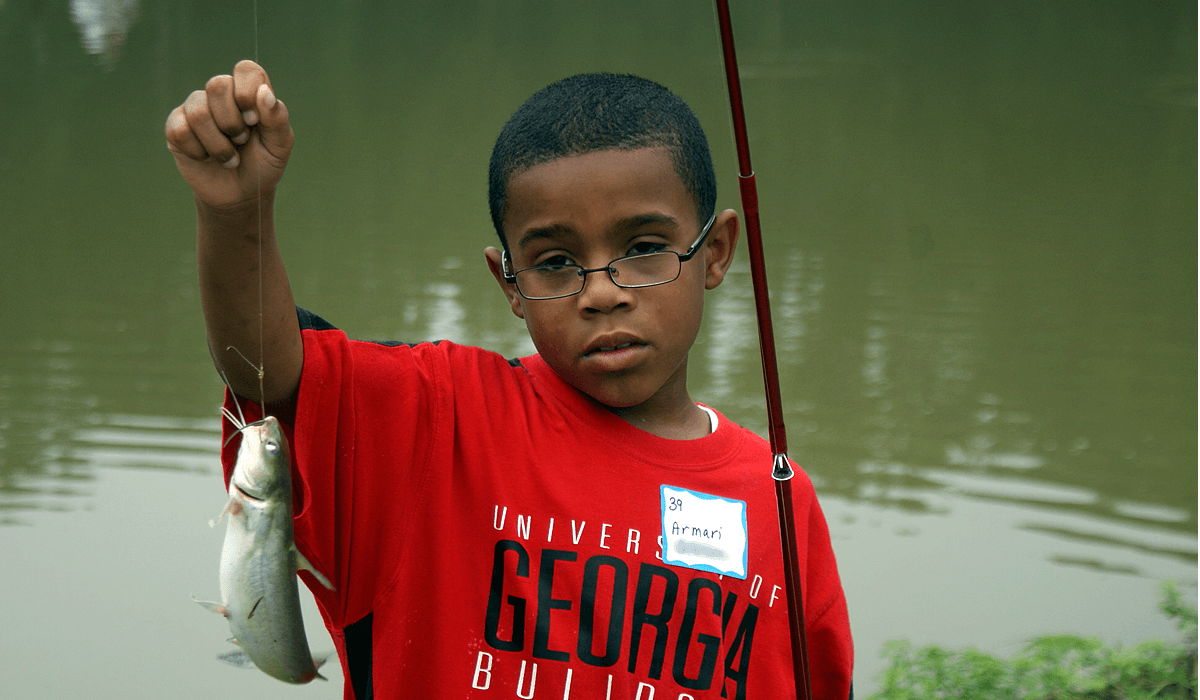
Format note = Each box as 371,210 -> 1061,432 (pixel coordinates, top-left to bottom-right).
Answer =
501,214 -> 717,301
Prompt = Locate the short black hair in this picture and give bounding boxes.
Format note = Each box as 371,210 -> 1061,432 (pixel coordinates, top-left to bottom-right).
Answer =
488,73 -> 717,246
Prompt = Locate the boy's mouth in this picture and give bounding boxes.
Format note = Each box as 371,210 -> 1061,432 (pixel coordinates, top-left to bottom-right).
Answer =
583,333 -> 646,357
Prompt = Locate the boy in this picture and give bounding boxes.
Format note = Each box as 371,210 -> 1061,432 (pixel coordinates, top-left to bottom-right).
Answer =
166,60 -> 852,699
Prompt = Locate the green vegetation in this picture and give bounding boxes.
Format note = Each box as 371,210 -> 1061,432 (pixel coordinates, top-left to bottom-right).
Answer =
868,582 -> 1197,700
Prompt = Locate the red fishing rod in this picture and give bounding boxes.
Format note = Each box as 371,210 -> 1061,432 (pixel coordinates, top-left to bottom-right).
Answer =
713,1 -> 813,698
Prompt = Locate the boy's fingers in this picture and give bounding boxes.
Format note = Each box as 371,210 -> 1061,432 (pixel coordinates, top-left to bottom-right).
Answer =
181,89 -> 240,168
232,60 -> 270,127
255,84 -> 294,156
205,74 -> 250,145
164,105 -> 207,161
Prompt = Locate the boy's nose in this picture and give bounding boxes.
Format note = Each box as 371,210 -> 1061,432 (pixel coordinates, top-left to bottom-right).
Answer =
576,266 -> 635,313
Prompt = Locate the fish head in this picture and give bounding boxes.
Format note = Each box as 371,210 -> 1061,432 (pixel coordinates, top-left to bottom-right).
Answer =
229,416 -> 291,502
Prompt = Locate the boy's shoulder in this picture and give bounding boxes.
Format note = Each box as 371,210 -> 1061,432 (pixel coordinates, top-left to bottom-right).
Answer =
295,307 -> 792,469
297,306 -> 520,368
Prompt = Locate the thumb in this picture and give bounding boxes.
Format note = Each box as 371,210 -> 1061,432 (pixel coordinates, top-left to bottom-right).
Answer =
255,83 -> 294,156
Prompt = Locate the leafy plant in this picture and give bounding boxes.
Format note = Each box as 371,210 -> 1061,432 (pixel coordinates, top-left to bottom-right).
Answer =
868,582 -> 1197,700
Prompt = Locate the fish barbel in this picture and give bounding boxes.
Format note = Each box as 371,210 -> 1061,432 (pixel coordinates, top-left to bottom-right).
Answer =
194,412 -> 334,683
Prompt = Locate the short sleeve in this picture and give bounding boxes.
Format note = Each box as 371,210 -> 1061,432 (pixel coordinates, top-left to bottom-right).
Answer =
220,324 -> 450,629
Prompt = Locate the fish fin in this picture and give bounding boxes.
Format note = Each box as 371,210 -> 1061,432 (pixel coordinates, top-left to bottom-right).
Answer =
215,649 -> 257,670
313,651 -> 333,680
294,547 -> 335,591
226,637 -> 240,646
192,595 -> 227,617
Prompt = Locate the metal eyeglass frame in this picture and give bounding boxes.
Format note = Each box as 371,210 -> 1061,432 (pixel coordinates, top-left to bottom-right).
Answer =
501,214 -> 718,300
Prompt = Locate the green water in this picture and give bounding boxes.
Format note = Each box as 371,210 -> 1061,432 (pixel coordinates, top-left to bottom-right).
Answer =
0,1 -> 1194,696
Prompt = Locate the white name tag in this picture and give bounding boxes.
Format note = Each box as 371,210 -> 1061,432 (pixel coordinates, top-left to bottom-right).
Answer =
660,485 -> 748,579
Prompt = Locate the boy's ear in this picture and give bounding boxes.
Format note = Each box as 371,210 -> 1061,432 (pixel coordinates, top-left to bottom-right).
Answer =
484,246 -> 526,319
703,209 -> 741,290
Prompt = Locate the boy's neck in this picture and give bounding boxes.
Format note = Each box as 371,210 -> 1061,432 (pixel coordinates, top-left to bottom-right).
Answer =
586,353 -> 711,440
607,397 -> 712,440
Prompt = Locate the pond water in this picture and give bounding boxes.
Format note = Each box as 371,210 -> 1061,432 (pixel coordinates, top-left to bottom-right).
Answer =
0,0 -> 1195,697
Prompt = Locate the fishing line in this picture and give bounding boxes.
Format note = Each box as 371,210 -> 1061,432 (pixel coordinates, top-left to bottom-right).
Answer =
253,0 -> 266,412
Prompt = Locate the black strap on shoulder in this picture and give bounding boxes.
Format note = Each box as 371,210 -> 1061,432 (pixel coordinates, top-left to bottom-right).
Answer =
296,306 -> 338,332
343,612 -> 373,699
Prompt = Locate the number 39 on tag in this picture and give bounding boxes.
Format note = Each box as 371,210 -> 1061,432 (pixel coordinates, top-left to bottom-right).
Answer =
660,485 -> 748,579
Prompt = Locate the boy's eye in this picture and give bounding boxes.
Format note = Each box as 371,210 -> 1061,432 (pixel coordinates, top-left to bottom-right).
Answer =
627,241 -> 668,257
534,254 -> 577,269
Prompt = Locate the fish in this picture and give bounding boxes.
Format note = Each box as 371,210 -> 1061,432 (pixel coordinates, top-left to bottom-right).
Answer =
194,407 -> 335,684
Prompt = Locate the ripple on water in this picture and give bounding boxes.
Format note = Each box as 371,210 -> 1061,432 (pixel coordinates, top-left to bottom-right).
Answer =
0,413 -> 222,525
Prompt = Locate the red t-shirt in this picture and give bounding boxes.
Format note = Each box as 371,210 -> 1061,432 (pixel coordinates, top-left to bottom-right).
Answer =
222,312 -> 853,699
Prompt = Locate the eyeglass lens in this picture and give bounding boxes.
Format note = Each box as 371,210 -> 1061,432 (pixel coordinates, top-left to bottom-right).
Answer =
517,252 -> 681,299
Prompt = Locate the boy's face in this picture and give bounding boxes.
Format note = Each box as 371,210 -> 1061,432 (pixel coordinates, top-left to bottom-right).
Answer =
485,147 -> 739,420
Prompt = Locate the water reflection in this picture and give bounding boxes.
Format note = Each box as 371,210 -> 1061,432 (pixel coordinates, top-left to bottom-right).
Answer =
0,340 -> 95,518
702,260 -> 757,406
777,249 -> 824,365
0,0 -> 1193,694
0,410 -> 217,525
69,0 -> 138,65
424,280 -> 465,343
1144,73 -> 1197,108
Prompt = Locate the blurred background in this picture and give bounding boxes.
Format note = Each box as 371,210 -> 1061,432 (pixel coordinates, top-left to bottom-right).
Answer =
0,0 -> 1194,696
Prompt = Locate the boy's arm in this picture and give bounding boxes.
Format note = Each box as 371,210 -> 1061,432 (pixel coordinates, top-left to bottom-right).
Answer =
165,60 -> 301,416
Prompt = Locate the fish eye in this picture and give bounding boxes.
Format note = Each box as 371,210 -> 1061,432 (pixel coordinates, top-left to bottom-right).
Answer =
265,440 -> 279,454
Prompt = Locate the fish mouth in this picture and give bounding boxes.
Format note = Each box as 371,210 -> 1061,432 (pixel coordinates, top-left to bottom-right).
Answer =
232,481 -> 264,502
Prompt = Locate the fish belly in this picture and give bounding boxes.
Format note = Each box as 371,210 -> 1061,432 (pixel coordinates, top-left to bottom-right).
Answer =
219,498 -> 320,683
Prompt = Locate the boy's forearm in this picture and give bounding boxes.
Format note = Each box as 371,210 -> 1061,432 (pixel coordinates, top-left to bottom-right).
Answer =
196,194 -> 302,410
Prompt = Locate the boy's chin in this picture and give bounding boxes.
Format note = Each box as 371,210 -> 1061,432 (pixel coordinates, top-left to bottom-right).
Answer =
593,394 -> 645,410
559,358 -> 691,414
562,372 -> 652,410
579,384 -> 648,410
582,378 -> 674,415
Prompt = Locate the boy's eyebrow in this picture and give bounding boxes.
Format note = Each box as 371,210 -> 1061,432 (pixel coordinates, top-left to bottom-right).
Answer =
517,224 -> 573,248
618,213 -> 680,231
516,213 -> 680,248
